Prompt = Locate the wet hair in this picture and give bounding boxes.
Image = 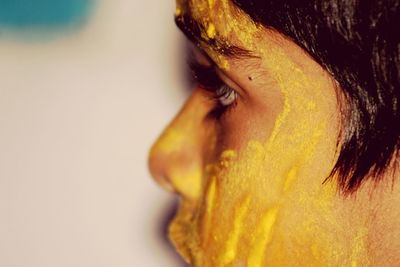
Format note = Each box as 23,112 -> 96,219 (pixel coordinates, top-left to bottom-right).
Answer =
232,0 -> 400,193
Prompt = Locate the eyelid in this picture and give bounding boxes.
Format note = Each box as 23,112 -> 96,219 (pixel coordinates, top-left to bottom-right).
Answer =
190,44 -> 246,97
191,40 -> 256,97
215,68 -> 244,98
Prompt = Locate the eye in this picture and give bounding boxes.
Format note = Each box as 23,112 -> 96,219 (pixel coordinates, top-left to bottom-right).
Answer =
188,58 -> 239,118
216,85 -> 237,107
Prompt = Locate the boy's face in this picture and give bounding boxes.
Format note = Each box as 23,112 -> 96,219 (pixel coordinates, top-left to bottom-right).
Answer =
149,0 -> 370,266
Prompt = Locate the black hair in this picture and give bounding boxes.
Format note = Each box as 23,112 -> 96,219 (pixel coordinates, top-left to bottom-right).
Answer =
232,0 -> 400,193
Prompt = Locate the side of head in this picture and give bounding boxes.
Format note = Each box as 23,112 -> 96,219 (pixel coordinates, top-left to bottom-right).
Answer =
149,0 -> 400,265
233,0 -> 400,193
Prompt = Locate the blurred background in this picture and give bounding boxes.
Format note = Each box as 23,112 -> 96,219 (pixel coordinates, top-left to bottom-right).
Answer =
0,0 -> 188,266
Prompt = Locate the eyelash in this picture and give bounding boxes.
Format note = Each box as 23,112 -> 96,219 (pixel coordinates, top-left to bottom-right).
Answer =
188,61 -> 238,118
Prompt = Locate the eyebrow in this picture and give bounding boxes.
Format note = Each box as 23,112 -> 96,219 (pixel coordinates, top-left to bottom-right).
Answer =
174,13 -> 254,59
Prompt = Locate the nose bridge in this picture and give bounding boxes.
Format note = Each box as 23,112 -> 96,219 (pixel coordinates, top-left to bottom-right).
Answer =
149,92 -> 208,200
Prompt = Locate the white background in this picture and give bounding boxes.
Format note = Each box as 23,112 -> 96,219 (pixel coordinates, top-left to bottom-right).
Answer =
0,0 -> 188,266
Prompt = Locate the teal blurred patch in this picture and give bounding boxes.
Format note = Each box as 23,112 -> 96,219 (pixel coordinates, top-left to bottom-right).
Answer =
0,0 -> 94,29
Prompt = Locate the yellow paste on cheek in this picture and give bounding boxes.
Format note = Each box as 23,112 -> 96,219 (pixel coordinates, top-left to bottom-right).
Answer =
220,195 -> 251,265
247,206 -> 279,267
166,0 -> 371,266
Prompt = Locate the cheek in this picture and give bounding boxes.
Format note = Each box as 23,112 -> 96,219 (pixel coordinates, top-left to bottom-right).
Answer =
197,122 -> 337,265
198,148 -> 276,264
214,93 -> 282,154
184,74 -> 339,265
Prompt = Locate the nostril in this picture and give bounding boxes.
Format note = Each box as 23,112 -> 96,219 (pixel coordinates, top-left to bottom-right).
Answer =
148,148 -> 202,200
148,151 -> 176,193
153,172 -> 176,193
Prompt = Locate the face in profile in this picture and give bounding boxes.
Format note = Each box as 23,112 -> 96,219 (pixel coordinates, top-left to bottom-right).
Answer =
149,0 -> 373,266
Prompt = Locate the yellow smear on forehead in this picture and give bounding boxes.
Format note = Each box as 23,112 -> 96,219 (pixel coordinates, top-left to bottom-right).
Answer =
206,23 -> 216,39
177,0 -> 259,69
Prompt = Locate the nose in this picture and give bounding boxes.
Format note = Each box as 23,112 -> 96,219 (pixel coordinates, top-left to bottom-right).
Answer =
148,91 -> 211,200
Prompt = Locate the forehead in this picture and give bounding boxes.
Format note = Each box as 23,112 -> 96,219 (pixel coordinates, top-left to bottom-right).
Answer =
176,0 -> 325,83
176,0 -> 261,51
